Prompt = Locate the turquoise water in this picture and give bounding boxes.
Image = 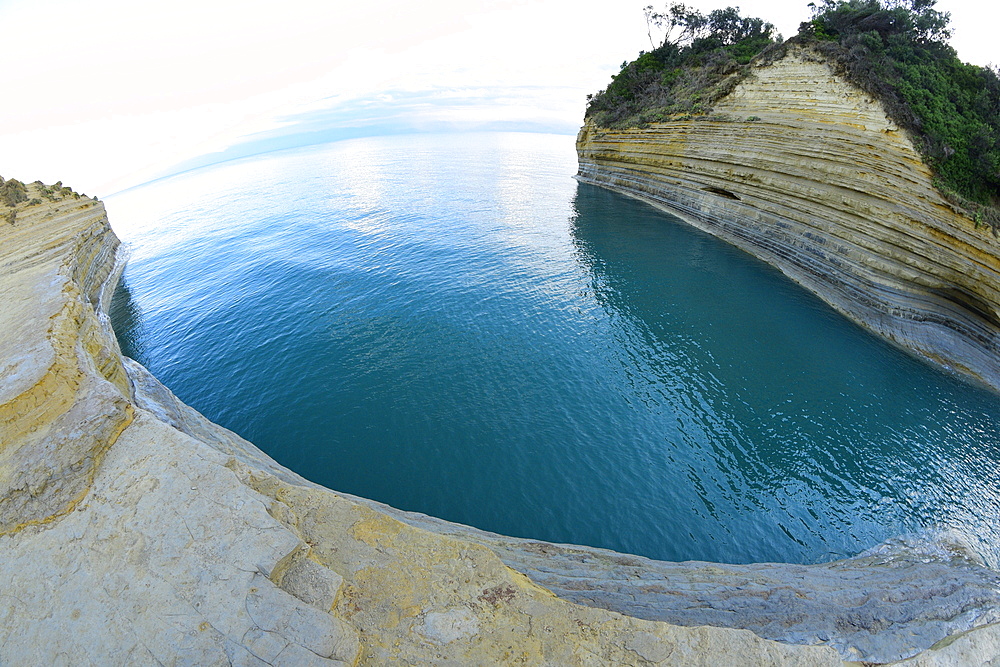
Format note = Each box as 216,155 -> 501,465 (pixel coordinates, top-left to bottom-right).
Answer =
108,132 -> 1000,566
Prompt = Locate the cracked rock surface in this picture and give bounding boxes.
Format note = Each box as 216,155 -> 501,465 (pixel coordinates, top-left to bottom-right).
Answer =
0,177 -> 998,664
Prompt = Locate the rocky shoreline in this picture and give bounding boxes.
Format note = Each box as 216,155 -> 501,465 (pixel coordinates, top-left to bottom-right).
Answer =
2,174 -> 1000,663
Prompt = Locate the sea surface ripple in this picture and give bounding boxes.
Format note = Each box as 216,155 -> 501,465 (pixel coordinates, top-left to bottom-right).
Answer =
108,132 -> 1000,566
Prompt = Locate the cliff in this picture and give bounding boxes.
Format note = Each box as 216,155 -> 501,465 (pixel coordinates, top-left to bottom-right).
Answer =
578,46 -> 1000,391
3,177 -> 1000,664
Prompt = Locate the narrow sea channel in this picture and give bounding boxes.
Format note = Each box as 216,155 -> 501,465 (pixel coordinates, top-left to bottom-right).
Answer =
108,132 -> 1000,566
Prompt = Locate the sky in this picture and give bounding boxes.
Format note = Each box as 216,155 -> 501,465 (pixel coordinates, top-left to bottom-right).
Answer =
0,0 -> 995,195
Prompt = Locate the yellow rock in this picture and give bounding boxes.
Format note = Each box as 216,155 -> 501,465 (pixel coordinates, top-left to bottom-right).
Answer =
578,46 -> 1000,390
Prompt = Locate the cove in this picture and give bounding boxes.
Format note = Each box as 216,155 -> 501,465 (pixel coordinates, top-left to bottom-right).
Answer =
107,132 -> 1000,566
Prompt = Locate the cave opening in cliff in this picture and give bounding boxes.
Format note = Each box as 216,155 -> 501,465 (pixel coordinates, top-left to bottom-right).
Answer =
702,186 -> 741,200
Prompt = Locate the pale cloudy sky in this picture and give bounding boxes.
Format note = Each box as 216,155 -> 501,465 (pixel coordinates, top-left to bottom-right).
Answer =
0,0 -> 994,195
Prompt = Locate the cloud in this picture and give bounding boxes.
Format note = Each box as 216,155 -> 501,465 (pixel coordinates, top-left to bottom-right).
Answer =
154,86 -> 582,181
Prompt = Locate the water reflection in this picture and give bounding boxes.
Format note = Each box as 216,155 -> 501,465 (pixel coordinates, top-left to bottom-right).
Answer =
569,182 -> 1000,565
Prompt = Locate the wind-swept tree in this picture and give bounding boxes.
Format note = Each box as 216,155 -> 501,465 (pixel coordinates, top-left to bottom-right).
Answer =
645,3 -> 775,49
589,4 -> 778,126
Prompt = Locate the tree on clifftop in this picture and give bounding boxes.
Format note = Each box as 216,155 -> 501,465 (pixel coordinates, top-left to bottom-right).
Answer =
644,3 -> 775,51
802,0 -> 1000,212
587,4 -> 778,127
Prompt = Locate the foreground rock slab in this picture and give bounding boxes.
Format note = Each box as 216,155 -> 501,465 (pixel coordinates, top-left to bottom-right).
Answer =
1,179 -> 998,664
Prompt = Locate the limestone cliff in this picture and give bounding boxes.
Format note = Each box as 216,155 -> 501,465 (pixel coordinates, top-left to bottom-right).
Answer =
577,46 -> 1000,391
2,179 -> 1000,665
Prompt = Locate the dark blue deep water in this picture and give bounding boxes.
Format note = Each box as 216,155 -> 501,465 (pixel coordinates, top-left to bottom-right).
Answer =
108,132 -> 1000,566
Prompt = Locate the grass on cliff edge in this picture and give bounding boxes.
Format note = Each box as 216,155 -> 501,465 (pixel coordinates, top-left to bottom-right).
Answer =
586,0 -> 1000,225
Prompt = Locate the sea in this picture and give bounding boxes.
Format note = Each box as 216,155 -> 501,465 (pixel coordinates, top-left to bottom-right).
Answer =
107,132 -> 1000,566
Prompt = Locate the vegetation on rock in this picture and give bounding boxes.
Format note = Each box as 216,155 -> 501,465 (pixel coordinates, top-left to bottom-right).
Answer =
585,4 -> 780,127
801,0 -> 999,215
1,177 -> 28,208
587,0 -> 1000,221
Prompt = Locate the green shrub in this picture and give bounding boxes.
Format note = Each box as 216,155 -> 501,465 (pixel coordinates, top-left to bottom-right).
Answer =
802,0 -> 1000,211
1,178 -> 27,207
585,3 -> 778,127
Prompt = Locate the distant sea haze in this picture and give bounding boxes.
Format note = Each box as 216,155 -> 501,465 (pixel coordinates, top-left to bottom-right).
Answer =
108,132 -> 1000,567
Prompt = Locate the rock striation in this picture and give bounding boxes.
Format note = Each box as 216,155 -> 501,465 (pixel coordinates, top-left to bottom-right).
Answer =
577,46 -> 1000,391
2,176 -> 1000,664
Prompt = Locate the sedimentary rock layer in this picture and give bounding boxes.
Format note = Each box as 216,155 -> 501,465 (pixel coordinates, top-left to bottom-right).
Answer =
2,180 -> 1000,664
577,46 -> 1000,390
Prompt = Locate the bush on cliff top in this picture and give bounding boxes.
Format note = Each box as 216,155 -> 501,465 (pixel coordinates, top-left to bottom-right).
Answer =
588,0 -> 1000,218
1,178 -> 27,208
584,4 -> 780,127
801,0 -> 1000,213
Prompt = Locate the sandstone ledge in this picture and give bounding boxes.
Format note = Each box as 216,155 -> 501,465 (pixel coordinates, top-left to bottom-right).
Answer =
1,179 -> 999,665
577,46 -> 1000,392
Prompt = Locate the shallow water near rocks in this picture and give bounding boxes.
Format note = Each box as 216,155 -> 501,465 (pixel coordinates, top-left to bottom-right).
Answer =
108,132 -> 1000,566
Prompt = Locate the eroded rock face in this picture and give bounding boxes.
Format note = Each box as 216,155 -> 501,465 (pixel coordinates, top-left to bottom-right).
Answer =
577,47 -> 1000,391
1,179 -> 998,665
0,187 -> 132,535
